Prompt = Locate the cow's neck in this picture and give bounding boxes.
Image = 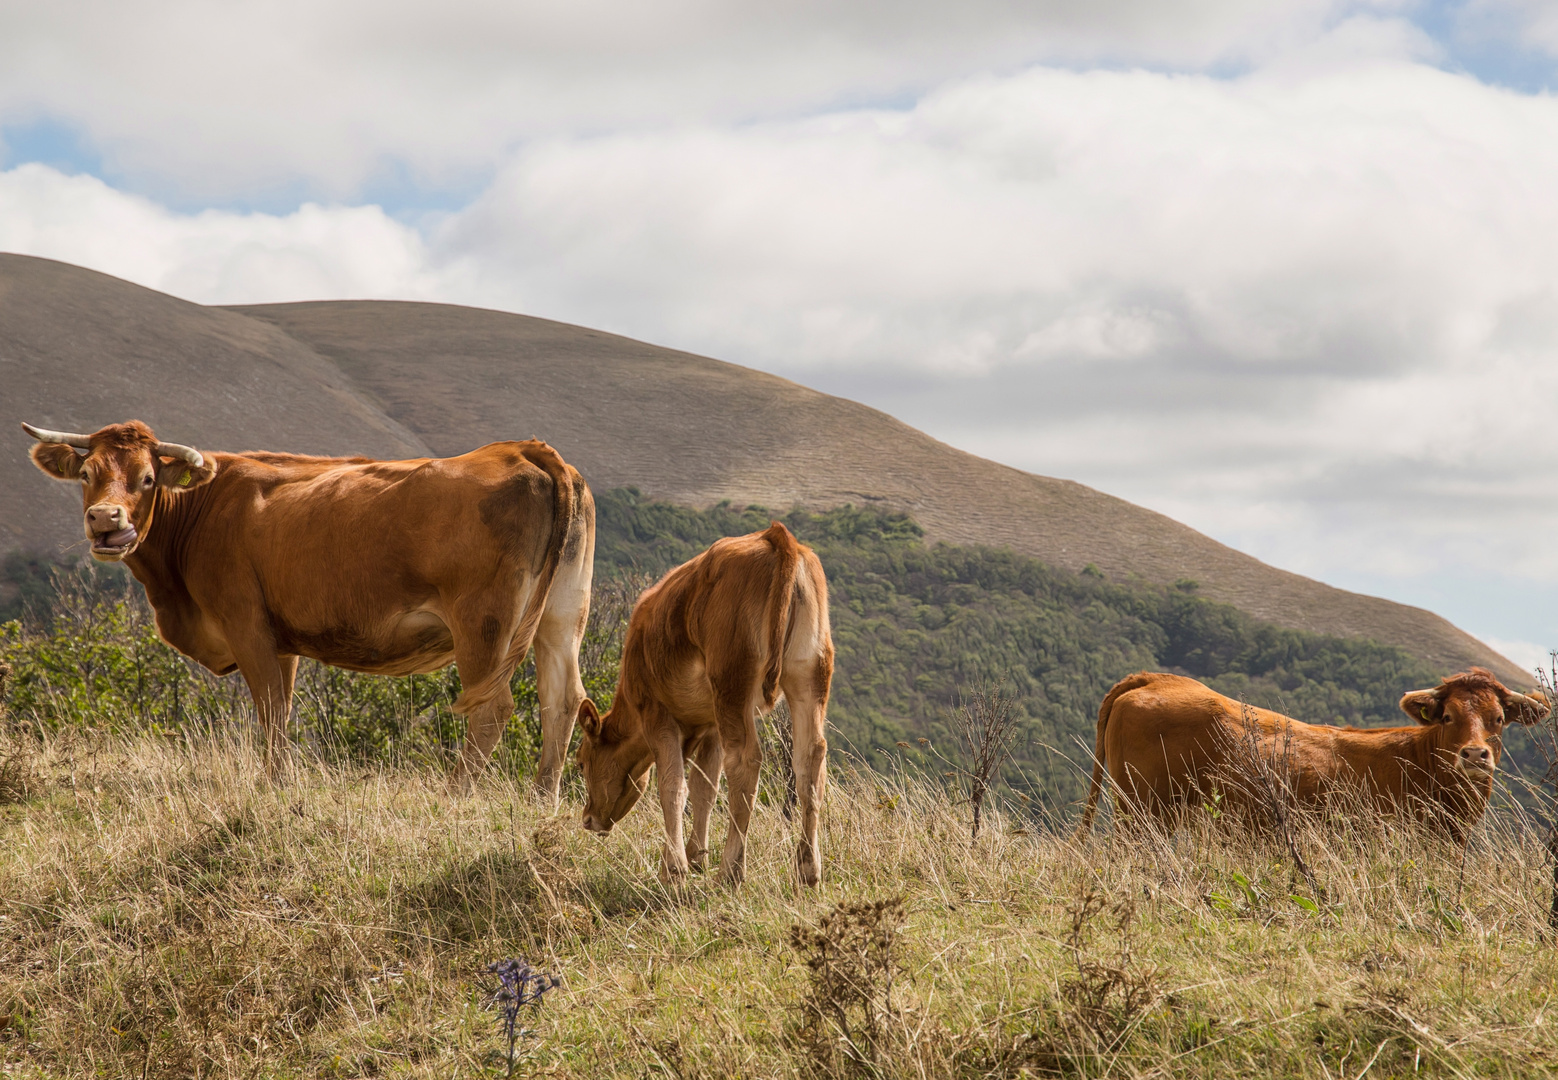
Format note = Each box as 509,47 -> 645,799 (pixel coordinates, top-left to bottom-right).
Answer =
123,479 -> 215,644
1338,724 -> 1491,818
1385,724 -> 1493,820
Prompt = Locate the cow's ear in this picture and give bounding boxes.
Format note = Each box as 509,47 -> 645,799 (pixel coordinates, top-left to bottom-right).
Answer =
577,699 -> 602,740
30,443 -> 84,482
1400,687 -> 1443,724
156,455 -> 217,490
1504,690 -> 1551,726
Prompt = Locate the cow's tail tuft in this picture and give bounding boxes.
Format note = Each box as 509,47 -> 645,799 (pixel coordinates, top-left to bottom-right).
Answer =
1077,672 -> 1156,837
760,521 -> 802,712
456,441 -> 579,715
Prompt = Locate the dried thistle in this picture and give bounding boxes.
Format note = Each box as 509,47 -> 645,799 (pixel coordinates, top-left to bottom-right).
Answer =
788,897 -> 907,1072
485,958 -> 561,1077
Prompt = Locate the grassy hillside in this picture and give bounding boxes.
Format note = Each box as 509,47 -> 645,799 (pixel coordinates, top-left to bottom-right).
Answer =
4,493 -> 1556,1077
1,731 -> 1555,1078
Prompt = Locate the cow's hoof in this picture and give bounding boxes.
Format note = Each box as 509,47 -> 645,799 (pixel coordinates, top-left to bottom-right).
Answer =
796,848 -> 821,887
720,862 -> 746,889
659,860 -> 690,890
531,772 -> 562,805
685,845 -> 709,873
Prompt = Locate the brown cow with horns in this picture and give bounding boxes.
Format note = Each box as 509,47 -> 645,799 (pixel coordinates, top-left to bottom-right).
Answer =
23,420 -> 594,795
575,521 -> 834,888
1077,669 -> 1550,839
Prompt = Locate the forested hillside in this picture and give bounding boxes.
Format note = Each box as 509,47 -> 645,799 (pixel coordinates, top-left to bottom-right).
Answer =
594,490 -> 1464,807
8,490 -> 1535,811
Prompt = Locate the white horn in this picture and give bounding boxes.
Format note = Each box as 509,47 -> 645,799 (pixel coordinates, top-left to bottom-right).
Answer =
154,441 -> 204,468
21,422 -> 92,448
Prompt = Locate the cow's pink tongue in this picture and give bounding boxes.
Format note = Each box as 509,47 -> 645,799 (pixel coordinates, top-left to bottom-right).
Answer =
100,527 -> 137,548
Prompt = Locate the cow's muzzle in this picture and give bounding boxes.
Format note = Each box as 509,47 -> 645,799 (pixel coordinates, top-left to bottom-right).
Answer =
1456,745 -> 1495,774
581,812 -> 611,835
86,503 -> 138,559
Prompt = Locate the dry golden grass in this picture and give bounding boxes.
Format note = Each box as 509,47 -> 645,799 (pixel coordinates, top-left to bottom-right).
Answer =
2,727 -> 1557,1078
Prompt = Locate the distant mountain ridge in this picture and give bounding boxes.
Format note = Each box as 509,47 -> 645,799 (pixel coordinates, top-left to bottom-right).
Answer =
0,253 -> 1522,683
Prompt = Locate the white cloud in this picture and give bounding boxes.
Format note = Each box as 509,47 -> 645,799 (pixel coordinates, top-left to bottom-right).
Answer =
0,165 -> 434,303
0,0 -> 1347,201
1479,636 -> 1552,677
3,27 -> 1558,648
1461,0 -> 1558,57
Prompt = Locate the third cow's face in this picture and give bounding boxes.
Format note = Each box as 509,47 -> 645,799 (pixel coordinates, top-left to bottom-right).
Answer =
1436,690 -> 1502,776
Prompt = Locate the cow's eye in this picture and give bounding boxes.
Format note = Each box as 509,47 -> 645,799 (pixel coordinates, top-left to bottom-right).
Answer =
80,469 -> 91,484
141,474 -> 154,488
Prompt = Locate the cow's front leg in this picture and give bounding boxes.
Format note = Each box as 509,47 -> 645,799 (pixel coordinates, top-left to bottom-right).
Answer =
684,728 -> 724,872
231,641 -> 297,781
656,737 -> 692,887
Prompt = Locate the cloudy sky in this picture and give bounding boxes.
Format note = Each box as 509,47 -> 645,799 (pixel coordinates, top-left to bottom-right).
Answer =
3,0 -> 1557,668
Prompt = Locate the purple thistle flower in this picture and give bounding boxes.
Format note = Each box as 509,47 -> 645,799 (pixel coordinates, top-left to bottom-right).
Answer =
485,958 -> 561,1076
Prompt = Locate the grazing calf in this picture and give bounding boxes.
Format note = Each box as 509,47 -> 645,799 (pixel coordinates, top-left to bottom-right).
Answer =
1077,669 -> 1549,839
575,521 -> 834,887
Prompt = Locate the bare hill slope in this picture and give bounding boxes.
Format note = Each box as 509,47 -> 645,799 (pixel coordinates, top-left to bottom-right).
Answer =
0,253 -> 1519,682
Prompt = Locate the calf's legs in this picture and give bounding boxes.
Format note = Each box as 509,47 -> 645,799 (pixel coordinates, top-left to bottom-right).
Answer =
781,653 -> 832,887
718,711 -> 762,888
654,727 -> 693,886
684,730 -> 724,872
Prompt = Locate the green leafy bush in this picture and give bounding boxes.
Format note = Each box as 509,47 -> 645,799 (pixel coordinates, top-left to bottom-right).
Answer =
0,566 -> 636,777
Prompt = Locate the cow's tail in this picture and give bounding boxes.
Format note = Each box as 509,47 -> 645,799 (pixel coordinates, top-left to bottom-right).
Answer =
456,441 -> 579,715
760,521 -> 802,712
1077,672 -> 1156,836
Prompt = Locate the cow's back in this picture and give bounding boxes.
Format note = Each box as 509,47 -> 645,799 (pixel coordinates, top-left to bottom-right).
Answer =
1102,674 -> 1232,797
619,527 -> 811,721
197,444 -> 556,591
1093,673 -> 1331,819
158,441 -> 579,675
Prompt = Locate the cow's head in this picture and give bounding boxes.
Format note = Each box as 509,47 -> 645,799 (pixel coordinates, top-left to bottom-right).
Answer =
574,698 -> 653,835
24,420 -> 216,561
1399,668 -> 1550,777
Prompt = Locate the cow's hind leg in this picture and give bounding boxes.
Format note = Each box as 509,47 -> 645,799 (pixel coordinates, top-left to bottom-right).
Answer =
715,691 -> 763,889
780,649 -> 831,888
684,728 -> 724,872
532,535 -> 593,802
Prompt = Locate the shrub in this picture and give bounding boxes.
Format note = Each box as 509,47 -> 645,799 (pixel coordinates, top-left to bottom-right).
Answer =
0,565 -> 642,777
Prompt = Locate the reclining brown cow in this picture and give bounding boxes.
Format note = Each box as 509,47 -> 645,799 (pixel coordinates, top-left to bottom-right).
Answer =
1078,669 -> 1549,839
575,521 -> 833,888
24,420 -> 594,795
